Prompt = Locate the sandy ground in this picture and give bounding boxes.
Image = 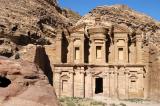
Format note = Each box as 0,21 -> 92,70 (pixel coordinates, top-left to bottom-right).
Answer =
92,96 -> 160,106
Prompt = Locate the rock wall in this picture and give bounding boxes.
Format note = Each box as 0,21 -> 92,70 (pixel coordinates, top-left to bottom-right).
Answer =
34,46 -> 53,85
77,5 -> 160,32
0,0 -> 82,61
0,56 -> 59,106
148,32 -> 160,101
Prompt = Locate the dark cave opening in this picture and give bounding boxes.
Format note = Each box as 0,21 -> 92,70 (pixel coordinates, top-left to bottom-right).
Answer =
0,52 -> 13,58
0,76 -> 11,87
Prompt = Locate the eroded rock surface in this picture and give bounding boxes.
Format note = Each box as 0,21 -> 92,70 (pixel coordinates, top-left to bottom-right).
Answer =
0,0 -> 81,61
77,5 -> 160,32
0,56 -> 59,106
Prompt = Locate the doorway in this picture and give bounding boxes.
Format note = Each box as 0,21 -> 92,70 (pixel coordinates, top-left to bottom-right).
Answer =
95,78 -> 103,94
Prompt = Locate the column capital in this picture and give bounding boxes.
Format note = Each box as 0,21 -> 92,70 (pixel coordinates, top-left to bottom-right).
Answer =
56,37 -> 62,41
80,37 -> 85,41
69,71 -> 75,74
90,38 -> 95,43
68,37 -> 74,42
80,70 -> 86,74
86,70 -> 92,75
136,34 -> 143,42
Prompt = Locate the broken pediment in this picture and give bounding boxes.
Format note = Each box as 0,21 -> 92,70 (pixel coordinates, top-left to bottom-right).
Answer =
88,27 -> 109,35
93,71 -> 104,77
61,75 -> 70,80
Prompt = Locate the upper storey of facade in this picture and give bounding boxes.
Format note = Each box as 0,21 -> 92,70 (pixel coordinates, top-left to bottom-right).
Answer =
54,18 -> 144,65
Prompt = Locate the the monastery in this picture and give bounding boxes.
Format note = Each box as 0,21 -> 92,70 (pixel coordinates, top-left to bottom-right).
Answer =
53,18 -> 149,99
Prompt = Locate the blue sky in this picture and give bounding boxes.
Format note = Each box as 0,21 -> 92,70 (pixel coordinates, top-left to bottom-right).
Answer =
58,0 -> 160,21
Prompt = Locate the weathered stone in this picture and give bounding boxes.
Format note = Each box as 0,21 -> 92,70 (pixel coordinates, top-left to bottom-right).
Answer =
0,56 -> 59,106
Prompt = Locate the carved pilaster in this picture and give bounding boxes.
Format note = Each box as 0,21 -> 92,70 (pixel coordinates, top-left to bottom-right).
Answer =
81,37 -> 85,63
55,32 -> 62,63
125,68 -> 129,99
54,71 -> 61,97
69,70 -> 74,97
68,37 -> 74,63
136,34 -> 143,63
89,39 -> 95,64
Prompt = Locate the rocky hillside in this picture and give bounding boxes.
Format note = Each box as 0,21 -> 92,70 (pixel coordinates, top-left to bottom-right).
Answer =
0,0 -> 74,58
77,5 -> 160,32
0,0 -> 70,36
62,8 -> 81,24
0,0 -> 82,59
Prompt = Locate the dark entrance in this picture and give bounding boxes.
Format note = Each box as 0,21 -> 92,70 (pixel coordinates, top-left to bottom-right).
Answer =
0,76 -> 11,87
95,78 -> 103,94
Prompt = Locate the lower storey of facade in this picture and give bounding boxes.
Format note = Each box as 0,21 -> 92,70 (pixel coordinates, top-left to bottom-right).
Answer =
53,64 -> 146,99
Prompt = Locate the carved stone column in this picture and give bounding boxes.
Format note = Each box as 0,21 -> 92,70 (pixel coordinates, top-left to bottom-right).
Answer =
85,68 -> 93,98
74,67 -> 85,98
125,38 -> 129,63
114,66 -> 118,98
68,37 -> 74,63
89,39 -> 95,64
138,71 -> 144,98
69,69 -> 74,97
81,37 -> 85,63
129,43 -> 136,63
110,43 -> 115,64
102,40 -> 106,63
136,34 -> 142,63
54,69 -> 61,97
114,39 -> 118,63
103,67 -> 109,97
125,69 -> 129,99
80,67 -> 85,98
110,68 -> 115,97
55,32 -> 62,63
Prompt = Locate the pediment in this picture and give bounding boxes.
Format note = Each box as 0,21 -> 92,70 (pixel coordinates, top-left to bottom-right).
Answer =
93,71 -> 104,77
61,75 -> 70,80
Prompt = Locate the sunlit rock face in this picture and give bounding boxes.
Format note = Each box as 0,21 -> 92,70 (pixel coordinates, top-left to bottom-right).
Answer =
0,0 -> 81,62
77,5 -> 160,32
0,56 -> 59,106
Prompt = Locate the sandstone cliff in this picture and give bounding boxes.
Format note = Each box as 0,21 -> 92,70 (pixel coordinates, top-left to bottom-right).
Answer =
0,0 -> 78,59
77,5 -> 160,32
0,56 -> 59,106
0,0 -> 66,57
0,0 -> 69,32
62,8 -> 81,24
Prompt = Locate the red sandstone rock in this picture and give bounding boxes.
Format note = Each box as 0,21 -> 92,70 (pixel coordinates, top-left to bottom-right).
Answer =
0,56 -> 59,106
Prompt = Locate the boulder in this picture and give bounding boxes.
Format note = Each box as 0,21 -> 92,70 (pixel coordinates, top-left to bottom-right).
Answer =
0,56 -> 59,106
